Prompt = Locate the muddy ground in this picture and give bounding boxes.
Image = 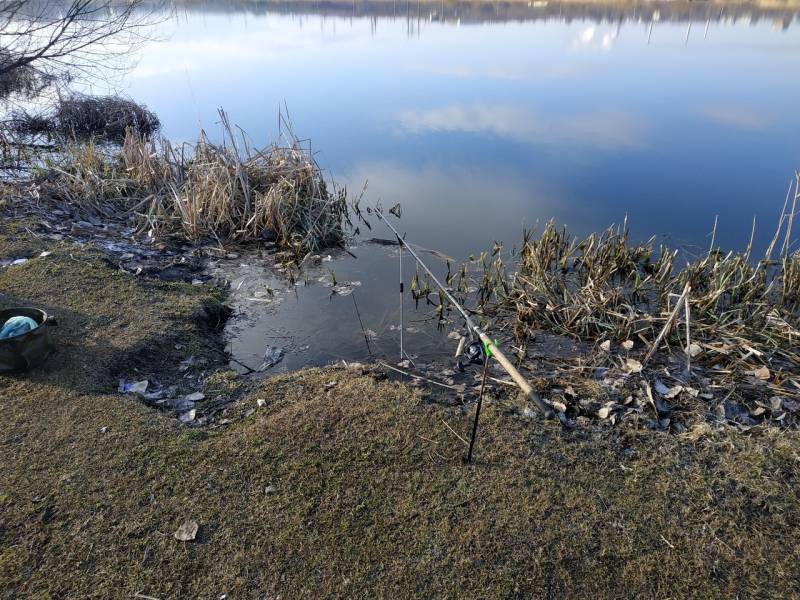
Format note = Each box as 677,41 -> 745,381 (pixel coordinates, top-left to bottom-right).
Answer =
1,216 -> 800,598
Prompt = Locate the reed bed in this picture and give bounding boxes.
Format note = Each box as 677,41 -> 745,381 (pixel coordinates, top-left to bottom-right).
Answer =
497,222 -> 800,373
407,176 -> 800,427
7,94 -> 160,142
472,180 -> 800,353
32,111 -> 356,254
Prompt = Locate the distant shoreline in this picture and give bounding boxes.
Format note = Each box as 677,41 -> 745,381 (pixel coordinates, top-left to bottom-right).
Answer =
165,0 -> 800,26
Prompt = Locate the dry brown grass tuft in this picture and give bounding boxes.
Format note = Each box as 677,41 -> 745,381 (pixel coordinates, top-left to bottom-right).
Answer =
463,174 -> 800,367
30,110 -> 357,254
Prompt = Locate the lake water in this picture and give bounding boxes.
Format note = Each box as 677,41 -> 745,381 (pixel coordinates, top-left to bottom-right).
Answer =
108,1 -> 800,372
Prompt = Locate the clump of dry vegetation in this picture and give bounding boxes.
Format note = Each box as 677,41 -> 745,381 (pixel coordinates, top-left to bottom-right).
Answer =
0,57 -> 56,100
407,174 -> 800,428
26,110 -> 357,254
6,94 -> 160,142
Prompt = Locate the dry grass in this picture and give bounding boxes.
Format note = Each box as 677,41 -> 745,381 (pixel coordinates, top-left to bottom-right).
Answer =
134,113 -> 354,252
467,175 -> 800,357
6,94 -> 160,142
27,110 -> 356,254
1,212 -> 800,598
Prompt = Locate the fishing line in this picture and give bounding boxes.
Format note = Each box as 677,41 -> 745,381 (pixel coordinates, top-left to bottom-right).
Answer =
351,290 -> 373,358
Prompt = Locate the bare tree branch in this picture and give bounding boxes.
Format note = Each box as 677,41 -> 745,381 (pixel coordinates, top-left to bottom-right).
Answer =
0,0 -> 161,99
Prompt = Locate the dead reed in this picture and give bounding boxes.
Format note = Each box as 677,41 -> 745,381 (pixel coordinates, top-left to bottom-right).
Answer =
7,94 -> 160,142
31,110 -> 357,254
464,179 -> 800,360
400,175 -> 800,426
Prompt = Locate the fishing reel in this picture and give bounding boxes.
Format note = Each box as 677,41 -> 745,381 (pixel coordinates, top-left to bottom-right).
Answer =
456,340 -> 486,372
465,341 -> 485,364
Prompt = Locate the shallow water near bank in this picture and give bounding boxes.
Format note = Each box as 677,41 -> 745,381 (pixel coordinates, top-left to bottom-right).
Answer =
213,242 -> 463,374
103,0 -> 800,371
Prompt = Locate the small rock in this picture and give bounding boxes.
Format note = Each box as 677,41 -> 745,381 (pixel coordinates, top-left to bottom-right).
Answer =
752,366 -> 771,381
687,343 -> 702,358
256,398 -> 266,407
265,484 -> 278,494
172,398 -> 195,411
621,340 -> 634,350
600,340 -> 611,352
174,520 -> 199,542
597,402 -> 617,419
100,426 -> 108,434
179,409 -> 197,423
625,359 -> 643,374
782,399 -> 800,413
654,380 -> 670,396
557,412 -> 577,428
655,397 -> 671,414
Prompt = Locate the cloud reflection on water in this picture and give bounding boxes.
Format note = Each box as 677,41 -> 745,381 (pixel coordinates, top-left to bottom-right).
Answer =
396,104 -> 645,149
343,160 -> 582,257
701,105 -> 771,130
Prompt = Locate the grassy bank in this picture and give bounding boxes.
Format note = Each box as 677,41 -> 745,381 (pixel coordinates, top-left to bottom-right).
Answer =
1,218 -> 800,598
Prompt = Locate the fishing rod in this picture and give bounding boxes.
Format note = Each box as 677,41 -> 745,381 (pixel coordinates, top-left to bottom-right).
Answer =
375,209 -> 553,419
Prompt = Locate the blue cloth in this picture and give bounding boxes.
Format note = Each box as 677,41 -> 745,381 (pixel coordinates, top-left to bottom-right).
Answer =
0,316 -> 38,340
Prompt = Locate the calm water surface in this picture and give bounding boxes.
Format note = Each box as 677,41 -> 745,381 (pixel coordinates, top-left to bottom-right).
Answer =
107,2 -> 800,370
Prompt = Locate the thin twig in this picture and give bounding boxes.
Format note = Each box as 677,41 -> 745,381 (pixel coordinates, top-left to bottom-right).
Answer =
643,282 -> 691,368
377,361 -> 459,391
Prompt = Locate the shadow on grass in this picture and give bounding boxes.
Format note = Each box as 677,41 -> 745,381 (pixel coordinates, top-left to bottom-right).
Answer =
0,289 -> 227,398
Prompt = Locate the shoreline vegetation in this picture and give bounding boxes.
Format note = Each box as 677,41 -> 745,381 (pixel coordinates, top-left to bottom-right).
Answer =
2,95 -> 800,431
3,99 -> 359,255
